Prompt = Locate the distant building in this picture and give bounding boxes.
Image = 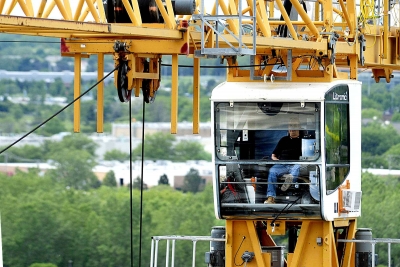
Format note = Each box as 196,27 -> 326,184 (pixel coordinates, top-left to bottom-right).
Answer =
112,122 -> 211,138
0,160 -> 214,189
0,70 -> 114,84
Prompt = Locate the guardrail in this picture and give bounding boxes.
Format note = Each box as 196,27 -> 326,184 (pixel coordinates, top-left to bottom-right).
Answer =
338,238 -> 400,267
150,235 -> 225,267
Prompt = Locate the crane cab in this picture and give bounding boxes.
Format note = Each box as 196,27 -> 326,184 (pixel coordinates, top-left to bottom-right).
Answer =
211,81 -> 362,221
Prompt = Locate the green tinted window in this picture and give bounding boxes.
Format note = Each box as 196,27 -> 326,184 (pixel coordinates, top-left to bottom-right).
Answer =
325,85 -> 350,193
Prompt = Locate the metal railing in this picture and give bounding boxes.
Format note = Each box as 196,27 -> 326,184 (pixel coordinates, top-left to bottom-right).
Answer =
338,238 -> 400,267
150,235 -> 225,267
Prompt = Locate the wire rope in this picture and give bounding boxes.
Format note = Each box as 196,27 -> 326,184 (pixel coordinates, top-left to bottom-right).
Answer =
139,95 -> 146,266
0,65 -> 118,155
129,98 -> 134,266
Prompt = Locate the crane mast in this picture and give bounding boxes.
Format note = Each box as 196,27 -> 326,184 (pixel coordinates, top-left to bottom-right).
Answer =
0,0 -> 398,266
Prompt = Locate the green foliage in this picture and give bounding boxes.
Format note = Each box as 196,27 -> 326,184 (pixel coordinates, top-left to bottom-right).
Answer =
132,132 -> 211,162
361,108 -> 381,119
358,173 -> 400,266
29,264 -> 58,267
158,174 -> 169,185
44,133 -> 97,158
46,147 -> 99,190
182,168 -> 203,193
391,112 -> 400,122
0,75 -> 214,136
102,170 -> 117,187
132,132 -> 175,160
361,122 -> 400,156
174,140 -> 212,161
103,149 -> 129,162
361,152 -> 388,169
132,176 -> 148,190
0,173 -> 216,267
36,117 -> 67,136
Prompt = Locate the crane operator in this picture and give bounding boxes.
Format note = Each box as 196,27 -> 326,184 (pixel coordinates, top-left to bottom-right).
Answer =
265,117 -> 302,204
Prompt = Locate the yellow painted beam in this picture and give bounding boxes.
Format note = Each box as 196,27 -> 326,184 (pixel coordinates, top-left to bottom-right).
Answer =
6,0 -> 17,15
63,39 -> 189,54
275,0 -> 299,40
338,0 -> 353,35
63,0 -> 73,21
97,53 -> 104,133
96,0 -> 106,23
17,0 -> 33,17
193,57 -> 200,134
73,54 -> 82,133
53,0 -> 71,20
0,0 -> 5,14
171,54 -> 178,134
290,0 -> 320,39
218,0 -> 238,34
383,0 -> 389,59
85,0 -> 100,23
155,0 -> 174,29
0,15 -> 183,39
251,0 -> 271,37
74,0 -> 85,21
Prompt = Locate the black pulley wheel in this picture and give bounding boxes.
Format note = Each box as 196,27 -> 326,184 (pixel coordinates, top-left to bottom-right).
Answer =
117,61 -> 131,102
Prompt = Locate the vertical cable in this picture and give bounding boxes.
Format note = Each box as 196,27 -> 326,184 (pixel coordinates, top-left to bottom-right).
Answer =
129,98 -> 134,267
139,97 -> 146,266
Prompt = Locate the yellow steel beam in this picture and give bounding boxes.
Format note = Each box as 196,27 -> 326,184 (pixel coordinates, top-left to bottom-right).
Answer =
250,0 -> 271,37
97,53 -> 104,133
0,1 -> 5,14
171,54 -> 178,134
383,0 -> 389,59
275,0 -> 299,40
6,0 -> 17,15
193,57 -> 200,134
62,39 -> 190,55
73,54 -> 81,133
0,15 -> 183,39
74,0 -> 85,21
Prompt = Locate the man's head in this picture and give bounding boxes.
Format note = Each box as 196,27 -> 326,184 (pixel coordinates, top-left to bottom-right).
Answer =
288,117 -> 300,138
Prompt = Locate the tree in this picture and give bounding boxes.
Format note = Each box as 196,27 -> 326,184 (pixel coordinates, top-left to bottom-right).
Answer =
158,174 -> 169,185
29,264 -> 58,267
391,112 -> 400,122
132,132 -> 176,160
44,133 -> 97,159
37,117 -> 67,136
174,140 -> 211,161
362,122 -> 400,155
132,176 -> 148,190
46,148 -> 99,190
103,149 -> 129,162
182,168 -> 202,193
102,170 -> 117,187
362,108 -> 382,119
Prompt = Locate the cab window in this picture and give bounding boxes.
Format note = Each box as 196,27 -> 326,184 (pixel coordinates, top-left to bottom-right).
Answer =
215,102 -> 320,161
324,85 -> 350,194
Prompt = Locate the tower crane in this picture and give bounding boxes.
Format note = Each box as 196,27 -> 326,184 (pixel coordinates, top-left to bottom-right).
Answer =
0,0 -> 399,266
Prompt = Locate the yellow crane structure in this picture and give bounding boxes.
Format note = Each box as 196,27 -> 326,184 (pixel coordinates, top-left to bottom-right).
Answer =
1,0 -> 399,266
1,0 -> 398,134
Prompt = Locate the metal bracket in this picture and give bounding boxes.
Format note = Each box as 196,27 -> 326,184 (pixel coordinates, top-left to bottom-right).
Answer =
193,0 -> 257,57
322,32 -> 339,65
250,50 -> 292,81
358,34 -> 366,66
